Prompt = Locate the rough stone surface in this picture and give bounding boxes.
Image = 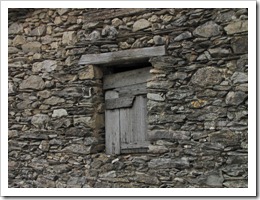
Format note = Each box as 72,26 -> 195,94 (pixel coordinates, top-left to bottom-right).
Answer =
8,23 -> 23,34
22,42 -> 42,53
224,20 -> 248,35
231,72 -> 247,84
32,60 -> 57,72
132,19 -> 150,32
52,109 -> 68,118
20,75 -> 45,90
190,67 -> 223,87
193,21 -> 221,38
31,25 -> 46,36
8,8 -> 248,189
31,114 -> 50,129
225,91 -> 247,105
174,31 -> 192,41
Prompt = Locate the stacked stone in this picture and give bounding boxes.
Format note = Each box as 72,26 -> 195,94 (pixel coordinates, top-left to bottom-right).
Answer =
8,8 -> 247,188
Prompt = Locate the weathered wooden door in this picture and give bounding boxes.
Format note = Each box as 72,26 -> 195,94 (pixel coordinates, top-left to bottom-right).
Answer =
103,67 -> 151,154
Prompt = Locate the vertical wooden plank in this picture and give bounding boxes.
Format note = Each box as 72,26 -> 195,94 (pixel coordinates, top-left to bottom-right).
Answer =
120,108 -> 133,144
105,109 -> 120,155
105,90 -> 120,155
132,95 -> 147,143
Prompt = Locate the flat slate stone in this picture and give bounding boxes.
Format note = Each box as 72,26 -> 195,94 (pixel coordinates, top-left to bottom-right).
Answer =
132,19 -> 150,32
193,21 -> 221,38
20,75 -> 45,90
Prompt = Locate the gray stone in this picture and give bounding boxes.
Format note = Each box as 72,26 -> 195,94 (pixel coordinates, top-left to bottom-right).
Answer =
225,91 -> 247,105
190,67 -> 223,87
8,47 -> 20,54
39,140 -> 49,151
148,145 -> 168,154
54,87 -> 81,97
62,144 -> 91,155
119,42 -> 131,49
8,82 -> 15,94
87,30 -> 101,41
52,109 -> 68,118
148,157 -> 189,169
171,131 -> 191,140
32,60 -> 57,73
147,93 -> 165,102
12,35 -> 26,46
135,173 -> 160,185
168,72 -> 188,80
37,90 -> 51,99
41,35 -> 53,44
206,172 -> 224,187
84,137 -> 98,146
20,75 -> 45,90
216,10 -> 236,23
193,21 -> 222,38
223,180 -> 248,188
82,22 -> 100,29
166,90 -> 194,100
8,130 -> 19,138
16,100 -> 32,109
31,114 -> 50,129
231,37 -> 248,54
226,155 -> 248,165
209,131 -> 240,146
73,117 -> 92,126
133,19 -> 150,32
54,16 -> 62,25
153,35 -> 165,45
8,23 -> 23,34
231,72 -> 247,84
57,8 -> 69,15
22,42 -> 42,53
65,127 -> 90,137
20,131 -> 48,140
99,171 -> 116,178
44,96 -> 65,105
148,130 -> 173,140
101,26 -> 118,38
208,48 -> 230,57
30,25 -> 46,36
62,31 -> 77,45
112,18 -> 123,27
224,20 -> 248,34
174,31 -> 192,41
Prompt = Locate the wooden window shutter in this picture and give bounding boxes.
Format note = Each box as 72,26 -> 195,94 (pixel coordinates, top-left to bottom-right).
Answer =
104,67 -> 151,155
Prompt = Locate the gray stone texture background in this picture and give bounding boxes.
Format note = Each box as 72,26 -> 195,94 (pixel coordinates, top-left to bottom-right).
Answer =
8,8 -> 248,188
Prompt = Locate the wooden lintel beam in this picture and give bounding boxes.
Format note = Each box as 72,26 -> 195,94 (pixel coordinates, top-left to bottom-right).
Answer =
78,46 -> 166,65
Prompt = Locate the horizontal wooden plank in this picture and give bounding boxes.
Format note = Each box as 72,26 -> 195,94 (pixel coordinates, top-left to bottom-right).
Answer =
103,67 -> 152,90
116,83 -> 147,97
105,96 -> 135,110
78,46 -> 166,65
105,90 -> 118,100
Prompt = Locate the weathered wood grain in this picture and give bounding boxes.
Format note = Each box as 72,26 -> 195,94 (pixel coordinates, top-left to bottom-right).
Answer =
78,46 -> 166,65
105,96 -> 135,110
116,83 -> 147,97
132,95 -> 148,142
105,111 -> 120,155
103,67 -> 152,90
120,108 -> 133,144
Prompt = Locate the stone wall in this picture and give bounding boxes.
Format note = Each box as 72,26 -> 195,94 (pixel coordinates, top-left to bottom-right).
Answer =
8,8 -> 248,188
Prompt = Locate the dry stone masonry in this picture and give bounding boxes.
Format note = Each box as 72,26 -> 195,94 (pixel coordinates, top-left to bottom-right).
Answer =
8,8 -> 248,188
